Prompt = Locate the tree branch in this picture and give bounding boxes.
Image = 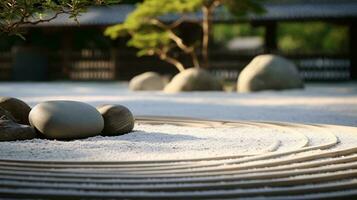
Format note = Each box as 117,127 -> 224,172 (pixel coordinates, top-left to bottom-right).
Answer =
3,9 -> 71,34
150,18 -> 200,68
152,48 -> 185,72
150,16 -> 200,30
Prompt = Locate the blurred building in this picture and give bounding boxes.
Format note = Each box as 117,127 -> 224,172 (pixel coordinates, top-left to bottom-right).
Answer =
0,0 -> 356,81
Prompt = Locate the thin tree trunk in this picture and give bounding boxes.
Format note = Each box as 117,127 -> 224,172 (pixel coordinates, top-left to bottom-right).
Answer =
162,56 -> 185,72
190,51 -> 200,69
202,0 -> 221,68
202,5 -> 211,68
169,31 -> 200,68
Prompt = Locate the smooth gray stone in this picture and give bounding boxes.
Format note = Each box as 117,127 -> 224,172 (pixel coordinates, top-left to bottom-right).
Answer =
237,54 -> 304,92
29,101 -> 104,140
0,96 -> 31,125
164,68 -> 223,93
129,72 -> 166,91
97,104 -> 134,136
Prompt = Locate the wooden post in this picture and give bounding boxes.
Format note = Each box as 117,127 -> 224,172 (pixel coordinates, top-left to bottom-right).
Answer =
110,47 -> 118,80
264,22 -> 278,54
350,21 -> 357,80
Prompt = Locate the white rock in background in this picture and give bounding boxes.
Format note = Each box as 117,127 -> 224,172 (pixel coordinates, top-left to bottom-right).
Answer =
164,68 -> 222,93
129,72 -> 166,91
29,101 -> 104,140
237,54 -> 304,92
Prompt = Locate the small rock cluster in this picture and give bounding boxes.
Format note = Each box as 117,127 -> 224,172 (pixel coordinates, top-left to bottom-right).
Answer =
129,69 -> 223,92
0,97 -> 134,141
129,54 -> 303,93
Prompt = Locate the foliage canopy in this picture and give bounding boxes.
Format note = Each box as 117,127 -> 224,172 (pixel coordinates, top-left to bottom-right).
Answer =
105,0 -> 264,71
213,22 -> 349,54
0,0 -> 118,37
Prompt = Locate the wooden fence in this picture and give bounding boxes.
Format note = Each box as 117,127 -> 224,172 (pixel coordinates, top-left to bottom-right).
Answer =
0,48 -> 351,82
209,53 -> 351,81
0,52 -> 12,81
47,49 -> 115,81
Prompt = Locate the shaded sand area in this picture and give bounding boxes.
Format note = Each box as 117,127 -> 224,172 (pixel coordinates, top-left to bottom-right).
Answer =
0,82 -> 356,161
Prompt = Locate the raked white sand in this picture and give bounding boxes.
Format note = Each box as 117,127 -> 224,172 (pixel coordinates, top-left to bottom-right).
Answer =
0,82 -> 356,161
0,124 -> 306,161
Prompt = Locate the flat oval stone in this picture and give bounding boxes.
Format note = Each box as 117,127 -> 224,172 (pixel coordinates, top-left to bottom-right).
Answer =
29,101 -> 104,140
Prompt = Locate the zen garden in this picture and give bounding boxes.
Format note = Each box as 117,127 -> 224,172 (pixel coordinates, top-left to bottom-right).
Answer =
0,0 -> 357,199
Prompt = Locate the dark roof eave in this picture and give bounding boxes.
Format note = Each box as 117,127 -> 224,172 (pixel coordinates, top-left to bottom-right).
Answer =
22,2 -> 357,27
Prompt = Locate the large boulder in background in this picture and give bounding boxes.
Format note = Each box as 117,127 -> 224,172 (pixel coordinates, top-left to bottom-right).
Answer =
29,101 -> 104,140
129,72 -> 166,91
237,54 -> 304,92
164,68 -> 222,93
0,97 -> 31,125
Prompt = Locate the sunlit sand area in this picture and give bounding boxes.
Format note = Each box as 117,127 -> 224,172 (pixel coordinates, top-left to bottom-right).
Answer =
1,82 -> 356,125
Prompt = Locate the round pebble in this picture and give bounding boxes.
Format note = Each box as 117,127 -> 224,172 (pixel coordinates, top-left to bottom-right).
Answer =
97,104 -> 134,136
